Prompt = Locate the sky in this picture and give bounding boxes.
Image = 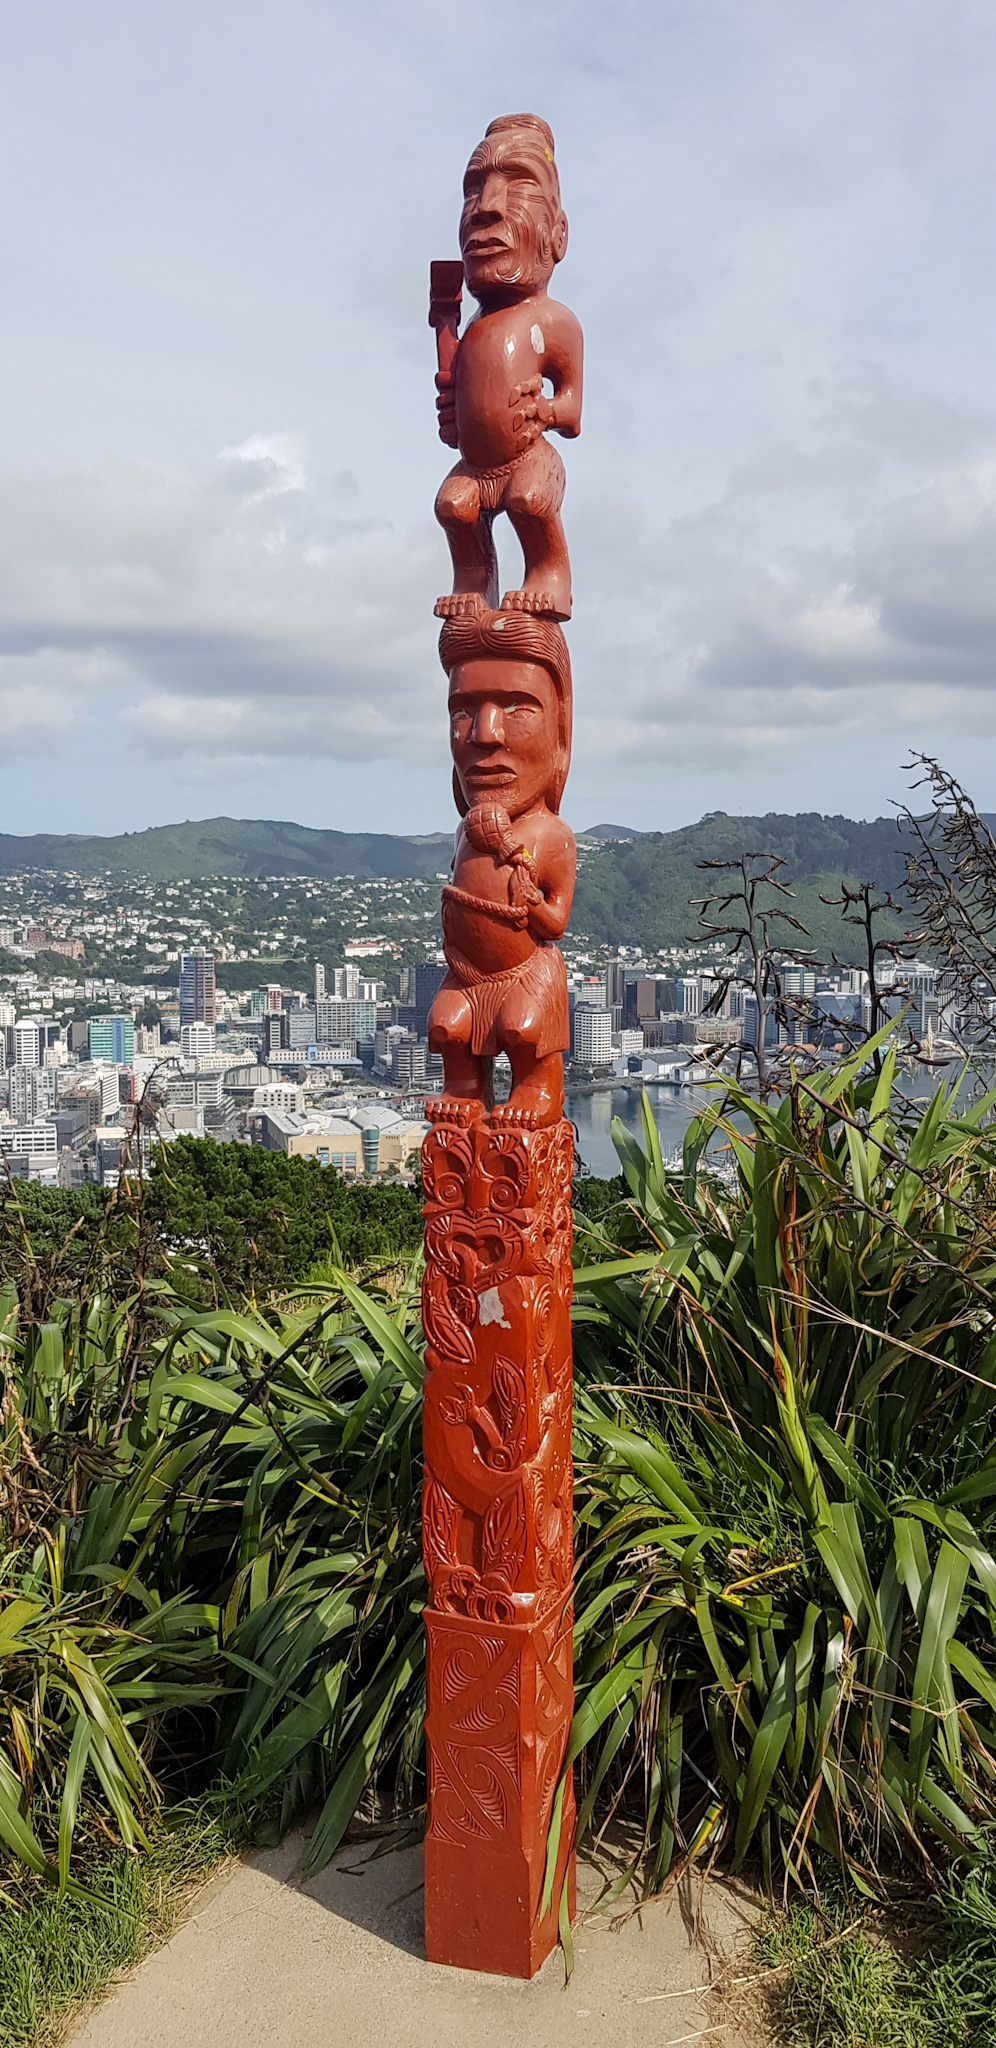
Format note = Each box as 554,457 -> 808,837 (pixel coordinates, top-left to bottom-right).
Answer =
3,0 -> 996,838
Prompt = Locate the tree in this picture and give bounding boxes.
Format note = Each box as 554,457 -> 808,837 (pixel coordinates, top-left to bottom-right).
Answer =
146,1136 -> 423,1294
818,879 -> 914,1073
900,753 -> 996,1057
692,852 -> 816,1098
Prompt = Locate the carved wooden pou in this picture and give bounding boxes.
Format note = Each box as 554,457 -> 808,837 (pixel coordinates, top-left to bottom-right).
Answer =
422,112 -> 581,1978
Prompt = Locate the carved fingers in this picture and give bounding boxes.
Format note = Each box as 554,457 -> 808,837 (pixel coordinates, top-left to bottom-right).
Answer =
510,375 -> 554,447
435,369 -> 458,448
513,867 -> 544,909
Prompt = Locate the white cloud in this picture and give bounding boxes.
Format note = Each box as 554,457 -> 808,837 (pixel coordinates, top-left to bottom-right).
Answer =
0,446 -> 448,774
5,2 -> 996,826
218,433 -> 308,499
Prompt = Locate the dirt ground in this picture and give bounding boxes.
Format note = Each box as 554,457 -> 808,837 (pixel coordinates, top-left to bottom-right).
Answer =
66,1834 -> 768,2048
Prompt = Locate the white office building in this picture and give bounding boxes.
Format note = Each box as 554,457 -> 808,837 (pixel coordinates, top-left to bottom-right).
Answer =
180,1022 -> 215,1060
573,1007 -> 613,1065
0,1122 -> 58,1159
13,1021 -> 40,1067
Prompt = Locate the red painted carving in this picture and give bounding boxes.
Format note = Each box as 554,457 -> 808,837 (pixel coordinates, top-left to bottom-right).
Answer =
428,611 -> 576,1131
432,114 -> 582,625
422,113 -> 579,1979
422,1121 -> 575,1974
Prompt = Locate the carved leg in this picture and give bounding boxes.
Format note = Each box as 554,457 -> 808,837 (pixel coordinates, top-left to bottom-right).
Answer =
492,981 -> 565,1128
434,466 -> 499,615
501,441 -> 572,621
428,985 -> 487,1106
421,1118 -> 575,1977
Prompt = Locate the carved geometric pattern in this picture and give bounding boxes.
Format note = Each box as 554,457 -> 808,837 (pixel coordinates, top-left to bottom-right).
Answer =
422,1117 -> 574,1626
425,1611 -> 574,1853
422,1116 -> 575,1974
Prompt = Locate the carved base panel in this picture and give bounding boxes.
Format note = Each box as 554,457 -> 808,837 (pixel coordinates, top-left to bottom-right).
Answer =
424,1606 -> 576,1976
421,1113 -> 575,1975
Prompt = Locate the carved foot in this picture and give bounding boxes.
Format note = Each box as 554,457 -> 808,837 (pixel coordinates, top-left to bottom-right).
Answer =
500,587 -> 572,622
426,1095 -> 487,1128
434,591 -> 492,621
489,1101 -> 553,1132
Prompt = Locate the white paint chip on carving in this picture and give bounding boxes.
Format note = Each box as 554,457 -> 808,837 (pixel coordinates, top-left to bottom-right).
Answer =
478,1287 -> 511,1329
530,323 -> 545,353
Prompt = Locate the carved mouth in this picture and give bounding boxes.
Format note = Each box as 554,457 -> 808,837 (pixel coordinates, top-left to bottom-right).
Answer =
465,237 -> 510,256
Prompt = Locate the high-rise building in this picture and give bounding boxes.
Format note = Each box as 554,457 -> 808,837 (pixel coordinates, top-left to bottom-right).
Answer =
13,1021 -> 40,1068
330,965 -> 359,1000
572,1007 -> 613,1066
88,1016 -> 135,1065
250,984 -> 285,1016
605,959 -> 626,1009
415,963 -> 447,1037
180,1022 -> 215,1061
287,1006 -> 317,1049
263,1012 -> 289,1057
31,1066 -> 56,1117
7,1066 -> 29,1121
392,1035 -> 427,1089
179,949 -> 216,1028
314,963 -> 326,1001
315,998 -> 377,1048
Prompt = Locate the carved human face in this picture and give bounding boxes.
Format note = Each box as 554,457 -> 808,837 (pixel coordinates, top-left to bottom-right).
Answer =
449,657 -> 560,817
459,133 -> 567,303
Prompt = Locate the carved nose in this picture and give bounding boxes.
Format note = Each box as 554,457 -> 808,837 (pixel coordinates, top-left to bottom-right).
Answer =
474,705 -> 504,744
476,172 -> 506,220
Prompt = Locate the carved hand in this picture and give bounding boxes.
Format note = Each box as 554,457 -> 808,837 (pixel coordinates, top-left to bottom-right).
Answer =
510,854 -> 544,910
510,374 -> 555,449
436,369 -> 458,449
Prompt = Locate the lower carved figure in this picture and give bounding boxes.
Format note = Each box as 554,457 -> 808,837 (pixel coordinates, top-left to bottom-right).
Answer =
427,609 -> 576,1131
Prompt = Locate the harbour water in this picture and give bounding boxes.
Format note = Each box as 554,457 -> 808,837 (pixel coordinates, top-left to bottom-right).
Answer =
564,1082 -> 718,1179
565,1061 -> 984,1180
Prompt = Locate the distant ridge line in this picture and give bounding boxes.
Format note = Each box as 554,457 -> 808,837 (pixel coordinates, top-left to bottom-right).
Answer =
1,807 -> 989,888
0,817 -> 455,882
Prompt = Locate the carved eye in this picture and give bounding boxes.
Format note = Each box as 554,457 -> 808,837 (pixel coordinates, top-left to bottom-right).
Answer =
426,1145 -> 468,1207
480,1138 -> 528,1210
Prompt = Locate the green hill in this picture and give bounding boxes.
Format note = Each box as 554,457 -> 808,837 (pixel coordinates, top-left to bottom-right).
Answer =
570,811 -> 915,960
0,817 -> 454,881
0,807 -> 940,966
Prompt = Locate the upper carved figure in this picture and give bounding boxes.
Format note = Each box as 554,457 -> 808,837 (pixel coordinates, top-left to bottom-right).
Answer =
431,114 -> 583,625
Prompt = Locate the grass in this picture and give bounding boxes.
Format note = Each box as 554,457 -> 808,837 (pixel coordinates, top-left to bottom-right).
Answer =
754,1854 -> 996,2046
0,1795 -> 262,2048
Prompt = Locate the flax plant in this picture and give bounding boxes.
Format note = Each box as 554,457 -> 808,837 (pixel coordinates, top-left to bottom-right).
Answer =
557,1038 -> 996,1903
1,1267 -> 426,1894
